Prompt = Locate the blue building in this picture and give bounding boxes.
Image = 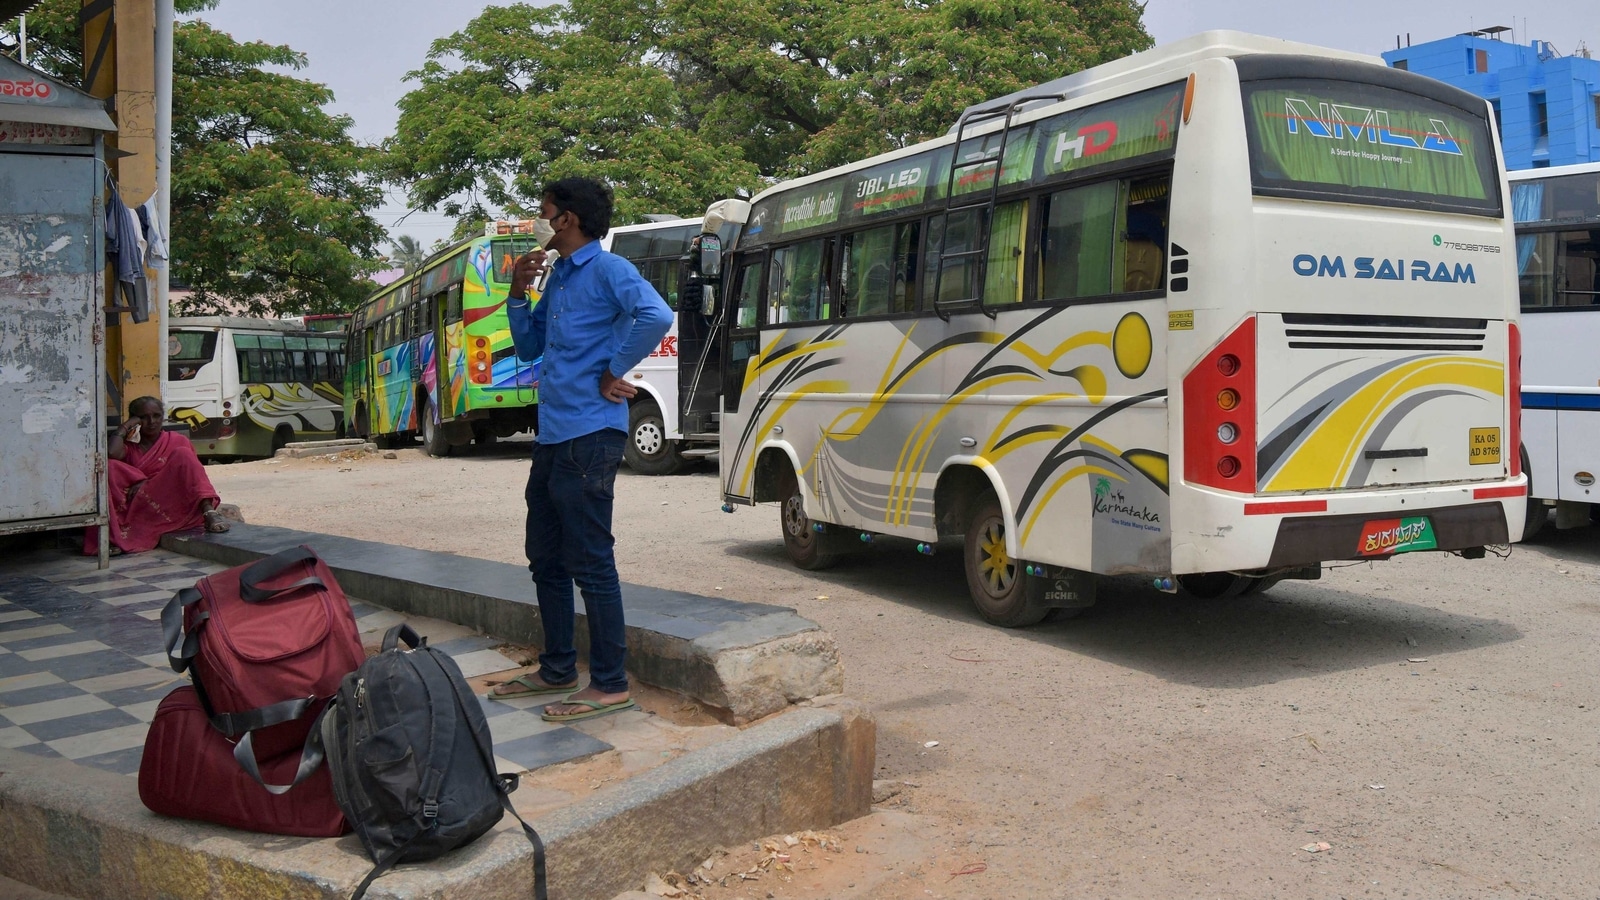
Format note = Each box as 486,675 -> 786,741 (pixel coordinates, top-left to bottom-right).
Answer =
1382,31 -> 1600,169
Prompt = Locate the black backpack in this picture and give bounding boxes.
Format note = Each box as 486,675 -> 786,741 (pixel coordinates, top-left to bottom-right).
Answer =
318,624 -> 548,900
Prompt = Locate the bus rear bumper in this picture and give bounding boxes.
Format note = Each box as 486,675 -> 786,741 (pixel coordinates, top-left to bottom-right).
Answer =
1172,481 -> 1525,573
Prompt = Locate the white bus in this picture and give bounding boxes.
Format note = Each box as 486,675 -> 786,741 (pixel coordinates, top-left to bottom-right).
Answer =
601,218 -> 722,474
681,31 -> 1526,626
1510,162 -> 1600,536
165,316 -> 347,460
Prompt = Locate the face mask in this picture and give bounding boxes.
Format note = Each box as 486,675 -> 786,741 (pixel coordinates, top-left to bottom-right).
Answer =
532,216 -> 557,248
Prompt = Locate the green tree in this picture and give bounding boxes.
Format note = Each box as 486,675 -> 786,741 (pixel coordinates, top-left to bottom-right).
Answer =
4,0 -> 384,317
389,234 -> 426,273
386,0 -> 1152,229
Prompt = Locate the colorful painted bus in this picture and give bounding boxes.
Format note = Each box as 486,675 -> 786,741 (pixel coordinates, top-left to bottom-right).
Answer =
344,225 -> 540,455
165,316 -> 347,460
347,218 -> 726,464
1510,162 -> 1600,536
682,31 -> 1526,626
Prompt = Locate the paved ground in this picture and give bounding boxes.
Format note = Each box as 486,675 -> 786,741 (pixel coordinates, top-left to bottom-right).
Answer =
203,443 -> 1600,900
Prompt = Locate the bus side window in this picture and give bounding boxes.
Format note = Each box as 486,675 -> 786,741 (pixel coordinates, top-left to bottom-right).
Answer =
445,286 -> 463,324
768,239 -> 831,324
923,208 -> 985,307
733,257 -> 765,329
1114,175 -> 1170,294
841,222 -> 919,318
1038,180 -> 1118,302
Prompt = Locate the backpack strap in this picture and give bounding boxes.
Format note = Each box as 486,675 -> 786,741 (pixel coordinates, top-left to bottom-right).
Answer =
423,648 -> 549,900
238,546 -> 326,603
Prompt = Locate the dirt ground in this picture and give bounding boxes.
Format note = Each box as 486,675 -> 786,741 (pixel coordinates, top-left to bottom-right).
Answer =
207,441 -> 1600,900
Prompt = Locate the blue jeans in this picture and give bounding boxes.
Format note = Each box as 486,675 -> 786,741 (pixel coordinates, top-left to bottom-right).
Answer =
524,428 -> 629,694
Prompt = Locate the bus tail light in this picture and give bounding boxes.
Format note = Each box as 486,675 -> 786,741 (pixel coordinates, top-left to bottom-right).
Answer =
1183,316 -> 1257,492
1508,322 -> 1521,477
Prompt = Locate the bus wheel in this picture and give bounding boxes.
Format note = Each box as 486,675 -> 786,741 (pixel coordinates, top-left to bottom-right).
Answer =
624,399 -> 685,476
1177,573 -> 1252,600
1238,575 -> 1285,596
472,421 -> 497,448
963,497 -> 1049,628
421,398 -> 451,458
270,424 -> 294,457
778,467 -> 842,570
1521,446 -> 1546,540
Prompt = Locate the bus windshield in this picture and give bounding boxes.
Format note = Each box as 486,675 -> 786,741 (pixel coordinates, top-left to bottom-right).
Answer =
1240,75 -> 1499,216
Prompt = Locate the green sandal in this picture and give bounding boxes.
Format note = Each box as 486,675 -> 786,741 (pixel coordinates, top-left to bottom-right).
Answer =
540,698 -> 637,722
488,674 -> 578,698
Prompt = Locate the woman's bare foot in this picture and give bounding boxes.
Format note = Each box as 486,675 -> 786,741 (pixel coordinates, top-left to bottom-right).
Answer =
203,509 -> 231,533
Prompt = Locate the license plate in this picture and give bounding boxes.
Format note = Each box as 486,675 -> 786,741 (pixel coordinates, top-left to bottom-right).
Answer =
1357,516 -> 1437,556
1469,427 -> 1501,465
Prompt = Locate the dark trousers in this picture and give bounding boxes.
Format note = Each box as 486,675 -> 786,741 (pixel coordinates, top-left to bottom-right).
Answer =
524,428 -> 629,694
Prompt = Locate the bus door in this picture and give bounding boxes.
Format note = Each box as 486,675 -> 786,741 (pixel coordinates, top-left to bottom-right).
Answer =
678,255 -> 721,436
438,285 -> 463,418
720,251 -> 767,498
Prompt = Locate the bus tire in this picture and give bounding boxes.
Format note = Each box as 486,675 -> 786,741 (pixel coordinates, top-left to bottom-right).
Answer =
1521,446 -> 1546,540
270,424 -> 294,456
421,397 -> 451,458
963,496 -> 1049,628
1177,572 -> 1252,600
778,467 -> 843,571
624,399 -> 686,476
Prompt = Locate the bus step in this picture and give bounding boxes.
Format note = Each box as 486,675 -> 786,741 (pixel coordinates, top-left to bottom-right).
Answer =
681,449 -> 720,460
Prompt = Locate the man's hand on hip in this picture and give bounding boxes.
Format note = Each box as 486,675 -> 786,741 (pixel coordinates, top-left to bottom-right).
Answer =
600,370 -> 637,403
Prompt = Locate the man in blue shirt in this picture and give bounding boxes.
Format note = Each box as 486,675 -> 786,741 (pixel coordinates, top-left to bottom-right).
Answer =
498,177 -> 674,722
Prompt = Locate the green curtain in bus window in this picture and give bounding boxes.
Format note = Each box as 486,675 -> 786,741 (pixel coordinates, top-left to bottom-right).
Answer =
842,224 -> 899,317
236,348 -> 255,383
1040,181 -> 1117,301
891,222 -> 919,315
1114,176 -> 1170,294
734,259 -> 765,329
769,240 -> 829,324
660,261 -> 681,309
984,201 -> 1028,305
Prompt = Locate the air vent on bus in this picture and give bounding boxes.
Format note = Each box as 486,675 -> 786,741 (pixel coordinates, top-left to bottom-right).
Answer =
1280,313 -> 1486,351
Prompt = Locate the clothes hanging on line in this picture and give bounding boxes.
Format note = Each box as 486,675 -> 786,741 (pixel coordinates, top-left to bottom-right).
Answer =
105,181 -> 150,324
138,193 -> 168,270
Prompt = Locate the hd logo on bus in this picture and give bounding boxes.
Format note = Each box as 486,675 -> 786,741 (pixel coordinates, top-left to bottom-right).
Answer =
1282,98 -> 1464,155
1292,254 -> 1475,284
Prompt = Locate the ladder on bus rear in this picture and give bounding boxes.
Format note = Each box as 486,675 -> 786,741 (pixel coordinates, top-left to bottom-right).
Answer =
931,95 -> 1064,321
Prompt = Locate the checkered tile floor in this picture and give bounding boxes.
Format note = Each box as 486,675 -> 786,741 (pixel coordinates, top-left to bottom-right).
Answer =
0,547 -> 611,779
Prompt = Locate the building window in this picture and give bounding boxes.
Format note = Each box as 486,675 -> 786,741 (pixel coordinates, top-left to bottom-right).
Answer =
1594,94 -> 1600,129
1491,99 -> 1504,143
1392,58 -> 1408,71
1532,92 -> 1549,137
1475,49 -> 1488,74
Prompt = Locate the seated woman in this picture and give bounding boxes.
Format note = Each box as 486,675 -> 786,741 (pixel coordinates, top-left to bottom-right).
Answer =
85,396 -> 230,556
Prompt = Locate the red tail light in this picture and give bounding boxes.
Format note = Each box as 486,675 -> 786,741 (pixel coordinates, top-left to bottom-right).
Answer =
1183,316 -> 1257,491
1508,321 -> 1521,477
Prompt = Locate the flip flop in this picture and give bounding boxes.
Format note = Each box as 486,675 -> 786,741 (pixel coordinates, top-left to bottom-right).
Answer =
488,674 -> 578,698
540,698 -> 637,722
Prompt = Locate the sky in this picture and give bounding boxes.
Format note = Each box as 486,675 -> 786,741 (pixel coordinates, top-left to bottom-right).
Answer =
194,0 -> 1600,253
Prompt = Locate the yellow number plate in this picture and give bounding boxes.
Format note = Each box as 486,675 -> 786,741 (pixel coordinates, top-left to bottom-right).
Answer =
1168,310 -> 1194,331
1468,427 -> 1501,465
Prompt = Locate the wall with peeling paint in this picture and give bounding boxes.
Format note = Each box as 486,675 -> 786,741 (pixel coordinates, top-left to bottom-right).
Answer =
0,150 -> 105,529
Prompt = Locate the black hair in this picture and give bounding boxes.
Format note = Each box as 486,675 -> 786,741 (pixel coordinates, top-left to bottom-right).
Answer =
543,177 -> 614,240
129,396 -> 162,416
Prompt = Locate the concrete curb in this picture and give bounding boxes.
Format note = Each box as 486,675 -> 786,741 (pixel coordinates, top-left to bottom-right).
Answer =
162,524 -> 844,724
0,698 -> 874,900
274,440 -> 377,459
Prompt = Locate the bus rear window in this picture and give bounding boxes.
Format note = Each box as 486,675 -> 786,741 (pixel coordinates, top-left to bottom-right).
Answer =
1241,78 -> 1500,216
168,331 -> 216,381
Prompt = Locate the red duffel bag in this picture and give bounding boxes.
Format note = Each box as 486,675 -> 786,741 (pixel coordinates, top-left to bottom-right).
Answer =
159,545 -> 365,784
139,686 -> 348,837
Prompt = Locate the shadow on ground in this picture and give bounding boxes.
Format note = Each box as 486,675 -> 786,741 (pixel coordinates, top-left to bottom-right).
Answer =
723,534 -> 1522,690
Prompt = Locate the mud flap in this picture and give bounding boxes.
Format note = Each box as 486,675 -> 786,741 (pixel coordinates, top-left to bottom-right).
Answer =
1024,567 -> 1098,611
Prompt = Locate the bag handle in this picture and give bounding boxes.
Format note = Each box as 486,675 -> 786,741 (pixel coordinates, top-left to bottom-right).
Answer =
381,623 -> 424,652
159,587 -> 206,673
239,546 -> 326,603
232,707 -> 328,795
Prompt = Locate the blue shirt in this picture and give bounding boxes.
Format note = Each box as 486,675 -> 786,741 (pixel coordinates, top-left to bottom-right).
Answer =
506,240 -> 674,445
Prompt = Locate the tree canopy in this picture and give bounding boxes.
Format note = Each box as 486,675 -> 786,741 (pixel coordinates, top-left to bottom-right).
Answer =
387,0 -> 1153,233
4,0 -> 384,317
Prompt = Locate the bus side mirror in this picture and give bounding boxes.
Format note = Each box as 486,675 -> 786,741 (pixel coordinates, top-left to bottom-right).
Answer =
692,233 -> 722,279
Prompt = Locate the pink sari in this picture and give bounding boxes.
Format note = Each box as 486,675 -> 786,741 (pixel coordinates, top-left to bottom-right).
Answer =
85,429 -> 221,555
